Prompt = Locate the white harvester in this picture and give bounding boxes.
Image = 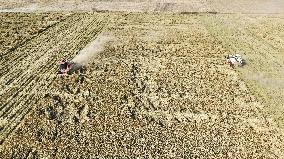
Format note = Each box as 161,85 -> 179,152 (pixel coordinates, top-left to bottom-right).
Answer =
226,54 -> 246,68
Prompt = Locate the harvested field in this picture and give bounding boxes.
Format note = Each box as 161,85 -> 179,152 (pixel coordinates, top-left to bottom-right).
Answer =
1,12 -> 284,158
1,0 -> 284,158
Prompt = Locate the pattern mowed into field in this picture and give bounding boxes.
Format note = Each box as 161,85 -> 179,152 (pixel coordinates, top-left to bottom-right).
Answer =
1,12 -> 284,158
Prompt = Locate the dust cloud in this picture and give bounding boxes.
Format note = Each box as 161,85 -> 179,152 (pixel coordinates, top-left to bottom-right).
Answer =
248,73 -> 284,89
72,33 -> 114,65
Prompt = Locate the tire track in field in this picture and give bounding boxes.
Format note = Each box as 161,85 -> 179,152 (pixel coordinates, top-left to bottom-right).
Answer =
0,13 -> 108,144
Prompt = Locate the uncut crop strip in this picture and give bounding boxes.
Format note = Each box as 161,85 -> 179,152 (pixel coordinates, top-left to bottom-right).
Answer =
241,16 -> 284,54
200,14 -> 284,129
58,13 -> 282,157
0,13 -> 108,143
200,15 -> 284,66
200,14 -> 284,97
96,14 -> 283,157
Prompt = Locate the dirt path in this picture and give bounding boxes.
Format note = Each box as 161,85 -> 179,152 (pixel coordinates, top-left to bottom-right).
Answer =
1,0 -> 284,13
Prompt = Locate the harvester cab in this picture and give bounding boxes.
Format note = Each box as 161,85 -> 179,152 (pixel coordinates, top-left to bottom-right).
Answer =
58,59 -> 73,75
58,59 -> 85,75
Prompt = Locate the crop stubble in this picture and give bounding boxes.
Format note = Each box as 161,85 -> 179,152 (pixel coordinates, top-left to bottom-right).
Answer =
0,13 -> 284,158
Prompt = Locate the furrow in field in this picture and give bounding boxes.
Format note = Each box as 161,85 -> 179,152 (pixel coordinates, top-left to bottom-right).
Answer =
1,13 -> 70,67
0,13 -> 72,58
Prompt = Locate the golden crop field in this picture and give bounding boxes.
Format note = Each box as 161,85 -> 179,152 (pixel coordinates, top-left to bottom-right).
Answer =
1,1 -> 284,158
